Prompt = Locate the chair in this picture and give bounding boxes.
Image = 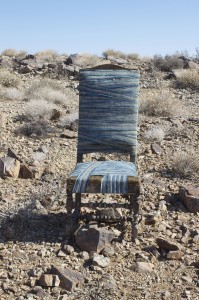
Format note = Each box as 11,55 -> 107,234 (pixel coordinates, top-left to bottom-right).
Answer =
66,64 -> 140,240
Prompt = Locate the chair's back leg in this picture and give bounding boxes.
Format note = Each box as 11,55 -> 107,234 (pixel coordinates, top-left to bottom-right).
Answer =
130,195 -> 140,241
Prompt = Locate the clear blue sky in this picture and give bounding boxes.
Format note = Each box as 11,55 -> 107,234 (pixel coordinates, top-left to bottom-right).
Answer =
0,0 -> 199,57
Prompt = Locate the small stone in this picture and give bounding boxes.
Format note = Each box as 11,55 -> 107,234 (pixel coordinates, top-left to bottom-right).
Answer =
61,130 -> 77,139
75,225 -> 114,253
51,265 -> 85,291
80,251 -> 89,260
57,250 -> 66,257
156,237 -> 180,250
132,262 -> 154,274
92,254 -> 110,268
179,186 -> 199,212
0,113 -> 6,127
101,245 -> 115,257
166,250 -> 184,260
63,244 -> 75,255
145,212 -> 162,225
0,157 -> 20,178
151,143 -> 163,155
19,163 -> 34,179
39,274 -> 60,287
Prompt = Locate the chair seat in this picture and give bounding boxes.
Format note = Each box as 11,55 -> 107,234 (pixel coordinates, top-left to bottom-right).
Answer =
67,161 -> 139,194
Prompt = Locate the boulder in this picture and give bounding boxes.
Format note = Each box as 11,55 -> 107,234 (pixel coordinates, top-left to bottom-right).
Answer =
0,157 -> 20,178
75,225 -> 114,253
179,186 -> 199,213
51,265 -> 85,291
156,237 -> 180,251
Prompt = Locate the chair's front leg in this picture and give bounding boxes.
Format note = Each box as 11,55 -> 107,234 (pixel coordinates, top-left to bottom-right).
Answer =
130,194 -> 140,241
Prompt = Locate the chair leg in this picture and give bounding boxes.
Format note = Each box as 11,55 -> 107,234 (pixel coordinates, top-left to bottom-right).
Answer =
74,193 -> 82,220
130,195 -> 140,241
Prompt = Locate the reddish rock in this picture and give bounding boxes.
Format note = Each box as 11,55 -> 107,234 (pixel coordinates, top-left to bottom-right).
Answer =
51,265 -> 85,291
166,250 -> 184,260
156,237 -> 180,251
179,186 -> 199,213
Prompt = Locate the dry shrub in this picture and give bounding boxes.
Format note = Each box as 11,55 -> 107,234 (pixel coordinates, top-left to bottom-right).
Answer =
35,50 -> 58,61
71,53 -> 103,67
174,69 -> 199,90
169,149 -> 199,179
1,48 -> 18,57
153,54 -> 184,71
102,49 -> 127,59
144,126 -> 164,142
139,90 -> 185,117
25,99 -> 59,119
1,48 -> 27,58
25,78 -> 63,98
59,111 -> 79,128
16,119 -> 54,137
127,53 -> 140,60
0,69 -> 21,88
0,87 -> 23,101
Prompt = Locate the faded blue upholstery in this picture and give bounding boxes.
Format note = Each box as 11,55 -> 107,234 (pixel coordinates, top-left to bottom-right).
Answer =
70,161 -> 137,193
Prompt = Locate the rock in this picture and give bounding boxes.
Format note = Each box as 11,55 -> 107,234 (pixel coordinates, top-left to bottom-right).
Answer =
132,262 -> 154,274
145,211 -> 162,225
19,163 -> 34,179
51,265 -> 85,291
179,186 -> 199,213
151,143 -> 163,155
0,113 -> 6,127
7,148 -> 21,161
166,250 -> 184,260
0,157 -> 20,178
51,109 -> 63,121
63,244 -> 75,255
92,254 -> 110,268
70,119 -> 79,131
19,65 -> 33,74
156,237 -> 180,251
39,274 -> 60,287
80,251 -> 89,260
74,225 -> 114,253
101,245 -> 115,257
60,130 -> 77,138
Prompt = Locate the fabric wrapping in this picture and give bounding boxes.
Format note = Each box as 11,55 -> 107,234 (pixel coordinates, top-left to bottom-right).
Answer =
70,161 -> 137,193
77,68 -> 140,162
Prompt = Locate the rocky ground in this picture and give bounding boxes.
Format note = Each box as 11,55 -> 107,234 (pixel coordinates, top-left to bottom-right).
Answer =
0,53 -> 198,299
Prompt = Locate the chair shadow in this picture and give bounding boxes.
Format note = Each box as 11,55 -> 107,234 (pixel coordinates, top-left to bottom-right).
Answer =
0,203 -> 68,243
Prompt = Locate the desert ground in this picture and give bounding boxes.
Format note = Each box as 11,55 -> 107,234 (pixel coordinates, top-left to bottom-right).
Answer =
0,50 -> 198,299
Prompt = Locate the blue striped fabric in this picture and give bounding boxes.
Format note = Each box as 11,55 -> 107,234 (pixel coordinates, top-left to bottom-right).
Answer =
77,68 -> 140,162
70,161 -> 137,193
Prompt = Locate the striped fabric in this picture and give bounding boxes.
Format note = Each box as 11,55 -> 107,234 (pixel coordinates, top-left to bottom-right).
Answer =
77,68 -> 140,162
70,161 -> 137,194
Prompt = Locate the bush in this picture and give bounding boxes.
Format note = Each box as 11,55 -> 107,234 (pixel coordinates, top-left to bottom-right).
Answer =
25,99 -> 59,119
174,69 -> 199,90
153,54 -> 184,71
144,127 -> 164,142
35,50 -> 59,61
0,87 -> 23,101
59,111 -> 79,127
16,119 -> 54,137
71,53 -> 103,67
139,90 -> 185,117
102,49 -> 127,59
1,48 -> 18,57
169,149 -> 199,179
25,78 -> 63,99
0,69 -> 21,88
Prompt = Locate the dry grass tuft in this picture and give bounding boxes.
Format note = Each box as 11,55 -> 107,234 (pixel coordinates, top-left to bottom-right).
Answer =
34,50 -> 59,61
139,90 -> 185,117
25,99 -> 59,119
1,48 -> 27,58
0,87 -> 23,101
144,127 -> 165,142
0,68 -> 21,88
174,69 -> 199,90
153,54 -> 184,71
169,149 -> 199,179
